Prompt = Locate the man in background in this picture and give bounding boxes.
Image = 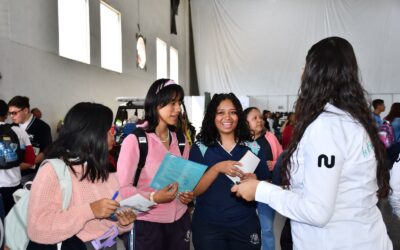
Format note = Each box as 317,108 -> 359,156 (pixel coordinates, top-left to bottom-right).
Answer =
8,96 -> 52,184
372,99 -> 385,127
31,107 -> 42,119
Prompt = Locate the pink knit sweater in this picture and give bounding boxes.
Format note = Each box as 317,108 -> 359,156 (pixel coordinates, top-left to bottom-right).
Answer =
27,162 -> 132,244
117,131 -> 190,223
265,131 -> 283,168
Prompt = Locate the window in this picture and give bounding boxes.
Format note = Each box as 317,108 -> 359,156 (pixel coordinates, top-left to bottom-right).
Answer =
58,0 -> 90,64
156,38 -> 167,79
100,1 -> 122,73
169,47 -> 179,83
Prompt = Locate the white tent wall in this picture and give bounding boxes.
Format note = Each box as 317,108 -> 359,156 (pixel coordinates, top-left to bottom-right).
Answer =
191,0 -> 400,112
0,0 -> 190,136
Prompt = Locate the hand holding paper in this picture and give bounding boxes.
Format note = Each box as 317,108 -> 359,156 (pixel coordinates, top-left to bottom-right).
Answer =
225,150 -> 260,184
152,183 -> 178,204
150,153 -> 208,193
118,194 -> 156,214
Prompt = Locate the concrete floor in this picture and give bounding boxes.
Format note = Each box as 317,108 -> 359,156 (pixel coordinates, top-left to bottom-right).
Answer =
380,199 -> 400,250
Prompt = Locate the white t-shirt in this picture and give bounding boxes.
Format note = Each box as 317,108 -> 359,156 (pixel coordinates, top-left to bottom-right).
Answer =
255,103 -> 393,250
0,122 -> 32,187
19,114 -> 33,131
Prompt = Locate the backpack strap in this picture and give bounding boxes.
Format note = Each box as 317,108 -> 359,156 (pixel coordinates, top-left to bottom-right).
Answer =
132,128 -> 148,187
175,130 -> 186,156
41,159 -> 72,209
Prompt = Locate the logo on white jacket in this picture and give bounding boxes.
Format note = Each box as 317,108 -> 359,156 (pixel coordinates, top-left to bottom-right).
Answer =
318,154 -> 335,168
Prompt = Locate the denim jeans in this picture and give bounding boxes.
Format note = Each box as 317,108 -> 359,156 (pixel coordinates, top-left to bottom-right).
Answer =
257,202 -> 276,250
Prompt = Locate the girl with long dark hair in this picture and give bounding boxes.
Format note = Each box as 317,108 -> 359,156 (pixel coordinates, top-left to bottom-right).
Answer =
27,102 -> 136,250
190,93 -> 269,250
232,37 -> 392,249
117,79 -> 193,250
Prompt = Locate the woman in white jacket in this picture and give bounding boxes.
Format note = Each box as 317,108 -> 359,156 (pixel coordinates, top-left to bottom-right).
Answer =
232,37 -> 392,250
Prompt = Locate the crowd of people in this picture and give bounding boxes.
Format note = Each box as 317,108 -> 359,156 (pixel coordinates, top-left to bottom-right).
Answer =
1,36 -> 399,250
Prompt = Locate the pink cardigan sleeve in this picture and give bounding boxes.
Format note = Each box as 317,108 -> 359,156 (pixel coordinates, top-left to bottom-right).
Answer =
265,132 -> 283,168
117,134 -> 142,199
27,164 -> 95,244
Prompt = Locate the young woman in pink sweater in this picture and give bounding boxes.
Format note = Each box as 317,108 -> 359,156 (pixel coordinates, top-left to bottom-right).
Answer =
117,79 -> 193,250
26,102 -> 136,250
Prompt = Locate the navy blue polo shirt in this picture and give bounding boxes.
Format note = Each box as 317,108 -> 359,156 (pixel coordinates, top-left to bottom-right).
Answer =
189,142 -> 268,227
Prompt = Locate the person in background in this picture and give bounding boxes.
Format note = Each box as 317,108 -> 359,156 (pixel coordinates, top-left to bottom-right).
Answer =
31,108 -> 42,119
372,99 -> 385,127
26,102 -> 136,250
117,78 -> 193,250
189,93 -> 269,250
8,96 -> 52,183
232,37 -> 392,249
262,110 -> 273,133
384,103 -> 400,143
0,100 -> 35,215
280,112 -> 295,150
245,107 -> 275,250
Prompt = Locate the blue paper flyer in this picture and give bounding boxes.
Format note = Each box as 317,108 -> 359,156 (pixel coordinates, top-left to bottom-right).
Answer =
150,153 -> 208,192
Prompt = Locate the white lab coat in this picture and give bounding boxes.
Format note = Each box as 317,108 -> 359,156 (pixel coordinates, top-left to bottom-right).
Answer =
255,103 -> 392,250
389,153 -> 400,218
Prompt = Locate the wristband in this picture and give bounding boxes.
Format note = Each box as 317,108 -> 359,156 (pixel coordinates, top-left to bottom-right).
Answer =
149,192 -> 156,203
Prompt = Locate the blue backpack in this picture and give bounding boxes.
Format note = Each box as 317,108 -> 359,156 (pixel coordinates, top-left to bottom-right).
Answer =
0,124 -> 23,169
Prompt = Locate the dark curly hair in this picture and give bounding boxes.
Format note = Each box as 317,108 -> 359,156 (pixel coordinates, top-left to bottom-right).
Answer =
45,102 -> 113,183
282,37 -> 390,199
196,93 -> 252,146
144,78 -> 184,132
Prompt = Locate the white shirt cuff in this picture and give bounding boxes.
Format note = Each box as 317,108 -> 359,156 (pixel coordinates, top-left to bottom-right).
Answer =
255,181 -> 282,204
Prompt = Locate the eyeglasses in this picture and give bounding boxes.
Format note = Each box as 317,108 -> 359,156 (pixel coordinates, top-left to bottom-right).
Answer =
8,109 -> 22,116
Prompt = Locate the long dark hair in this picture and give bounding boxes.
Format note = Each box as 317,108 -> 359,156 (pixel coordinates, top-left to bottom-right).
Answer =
45,102 -> 113,182
196,93 -> 252,146
384,103 -> 400,123
282,37 -> 389,199
144,78 -> 184,132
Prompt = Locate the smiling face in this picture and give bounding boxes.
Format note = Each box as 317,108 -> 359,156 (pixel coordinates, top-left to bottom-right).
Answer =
214,99 -> 238,136
157,96 -> 182,127
246,108 -> 264,138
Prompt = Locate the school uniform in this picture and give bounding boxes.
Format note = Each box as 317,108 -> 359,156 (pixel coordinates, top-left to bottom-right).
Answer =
19,115 -> 52,183
189,142 -> 269,250
255,103 -> 393,250
117,130 -> 191,250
